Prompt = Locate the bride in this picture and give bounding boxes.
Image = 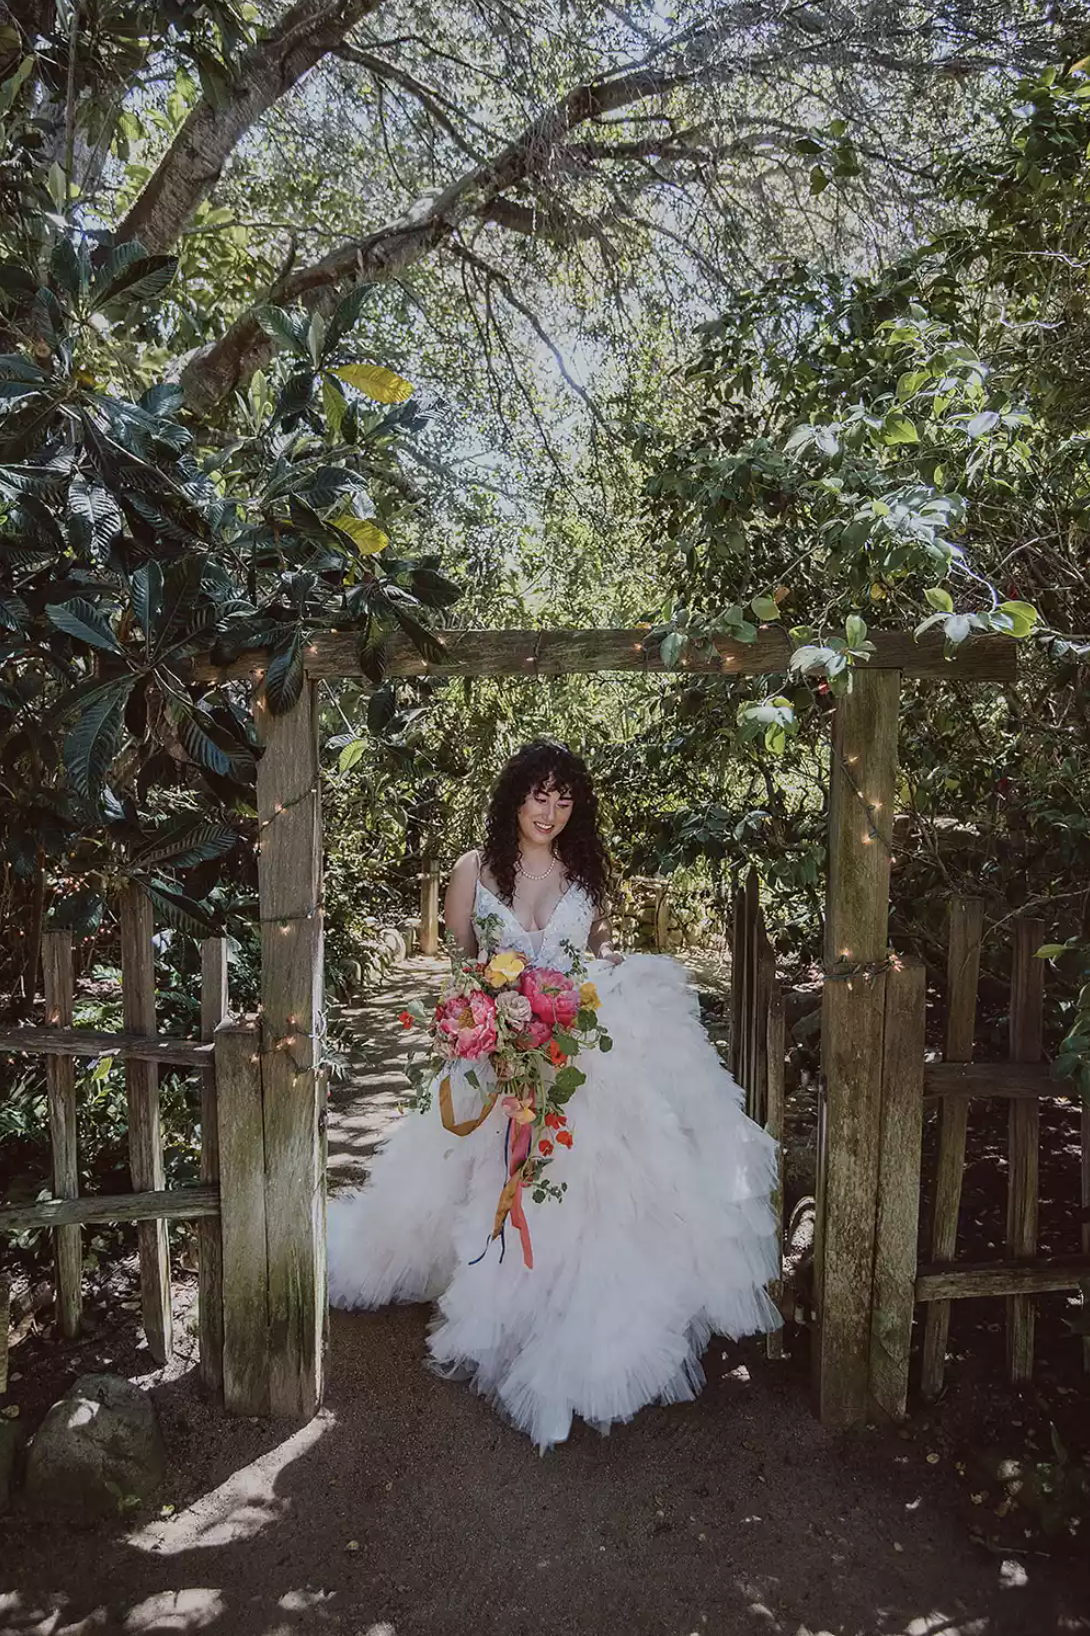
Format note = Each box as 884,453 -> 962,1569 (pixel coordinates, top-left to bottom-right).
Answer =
327,740 -> 782,1450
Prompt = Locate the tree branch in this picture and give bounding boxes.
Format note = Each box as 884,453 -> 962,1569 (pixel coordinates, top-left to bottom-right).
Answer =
117,0 -> 384,254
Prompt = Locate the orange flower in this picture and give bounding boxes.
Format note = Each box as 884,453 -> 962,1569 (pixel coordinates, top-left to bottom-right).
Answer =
538,1138 -> 554,1157
548,1039 -> 568,1068
556,1130 -> 573,1149
398,1010 -> 413,1029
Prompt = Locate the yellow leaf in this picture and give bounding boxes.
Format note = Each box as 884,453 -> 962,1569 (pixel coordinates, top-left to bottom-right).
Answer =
334,514 -> 388,555
332,364 -> 414,404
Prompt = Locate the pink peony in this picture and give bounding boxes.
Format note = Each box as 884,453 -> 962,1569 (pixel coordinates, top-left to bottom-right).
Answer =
516,1015 -> 552,1050
520,966 -> 579,1029
434,989 -> 497,1060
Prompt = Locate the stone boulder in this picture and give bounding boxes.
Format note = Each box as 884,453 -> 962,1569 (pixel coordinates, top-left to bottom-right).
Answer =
25,1373 -> 166,1522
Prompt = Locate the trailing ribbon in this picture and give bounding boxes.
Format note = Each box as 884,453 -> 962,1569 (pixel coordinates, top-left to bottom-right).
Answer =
438,1073 -> 536,1270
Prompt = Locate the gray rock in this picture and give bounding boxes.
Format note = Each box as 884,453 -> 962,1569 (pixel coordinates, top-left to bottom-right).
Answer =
25,1372 -> 166,1522
0,1418 -> 19,1511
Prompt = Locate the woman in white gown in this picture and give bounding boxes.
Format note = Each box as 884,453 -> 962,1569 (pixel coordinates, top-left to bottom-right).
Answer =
327,740 -> 782,1451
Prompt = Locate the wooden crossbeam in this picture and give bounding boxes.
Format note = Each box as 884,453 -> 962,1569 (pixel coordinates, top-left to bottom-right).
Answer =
191,627 -> 1018,684
923,1062 -> 1063,1100
0,1027 -> 211,1069
916,1256 -> 1090,1302
0,1185 -> 220,1232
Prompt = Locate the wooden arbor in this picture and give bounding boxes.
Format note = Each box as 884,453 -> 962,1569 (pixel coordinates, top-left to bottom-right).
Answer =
197,625 -> 1017,1425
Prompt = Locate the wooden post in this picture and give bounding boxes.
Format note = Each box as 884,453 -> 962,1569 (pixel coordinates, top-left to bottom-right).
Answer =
1082,1102 -> 1090,1373
198,939 -> 228,1397
215,1018 -> 270,1415
119,887 -> 172,1364
765,985 -> 786,1360
256,680 -> 325,1417
921,897 -> 983,1400
419,857 -> 440,956
42,931 -> 81,1339
1007,917 -> 1044,1385
814,668 -> 899,1430
870,959 -> 927,1420
0,1277 -> 9,1395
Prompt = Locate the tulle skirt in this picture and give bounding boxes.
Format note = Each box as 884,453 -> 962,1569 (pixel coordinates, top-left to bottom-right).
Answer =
327,954 -> 782,1451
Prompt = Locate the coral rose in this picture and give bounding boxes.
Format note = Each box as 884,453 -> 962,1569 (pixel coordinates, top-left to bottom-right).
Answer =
434,989 -> 497,1060
520,966 -> 579,1029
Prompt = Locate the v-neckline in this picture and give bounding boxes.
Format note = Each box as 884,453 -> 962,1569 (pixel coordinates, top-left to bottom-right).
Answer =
476,878 -> 574,940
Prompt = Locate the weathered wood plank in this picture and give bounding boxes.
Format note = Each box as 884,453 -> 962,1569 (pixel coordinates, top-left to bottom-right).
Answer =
419,858 -> 440,957
916,1256 -> 1090,1302
815,668 -> 900,1430
765,985 -> 786,1361
192,628 -> 1018,684
921,897 -> 983,1401
120,888 -> 173,1366
1007,917 -> 1044,1385
0,1278 -> 9,1395
870,960 -> 926,1421
256,681 -> 325,1417
0,1027 -> 211,1067
1082,1101 -> 1090,1373
198,939 -> 228,1398
216,1019 -> 270,1416
923,1062 -> 1057,1100
729,883 -> 745,1082
0,1186 -> 220,1231
43,931 -> 81,1341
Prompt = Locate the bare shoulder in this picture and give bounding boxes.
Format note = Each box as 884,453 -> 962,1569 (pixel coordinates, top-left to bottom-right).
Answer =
449,849 -> 480,881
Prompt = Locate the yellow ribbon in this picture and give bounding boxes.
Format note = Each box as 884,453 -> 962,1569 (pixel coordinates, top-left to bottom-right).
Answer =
438,1074 -> 497,1137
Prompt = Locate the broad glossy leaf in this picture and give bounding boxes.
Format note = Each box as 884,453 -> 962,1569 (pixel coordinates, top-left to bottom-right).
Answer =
63,680 -> 131,800
144,880 -> 218,938
409,567 -> 461,610
255,305 -> 311,358
91,254 -> 177,312
333,513 -> 388,555
131,561 -> 163,638
46,597 -> 124,655
68,475 -> 123,554
49,888 -> 104,935
135,820 -> 239,871
332,364 -> 414,404
264,629 -> 305,715
178,708 -> 257,781
324,284 -> 374,355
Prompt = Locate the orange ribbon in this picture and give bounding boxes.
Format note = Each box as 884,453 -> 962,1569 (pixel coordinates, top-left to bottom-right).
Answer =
438,1074 -> 536,1269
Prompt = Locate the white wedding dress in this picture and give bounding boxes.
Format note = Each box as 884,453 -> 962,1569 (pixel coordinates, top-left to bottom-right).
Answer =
327,879 -> 782,1451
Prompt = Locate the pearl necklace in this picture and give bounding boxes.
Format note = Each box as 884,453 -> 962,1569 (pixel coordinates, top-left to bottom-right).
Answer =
516,853 -> 556,882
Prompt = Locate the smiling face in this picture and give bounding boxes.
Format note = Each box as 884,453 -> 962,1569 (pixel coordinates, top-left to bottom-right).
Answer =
516,779 -> 574,849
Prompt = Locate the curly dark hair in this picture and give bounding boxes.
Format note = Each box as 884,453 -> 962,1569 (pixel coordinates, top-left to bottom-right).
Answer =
481,741 -> 611,910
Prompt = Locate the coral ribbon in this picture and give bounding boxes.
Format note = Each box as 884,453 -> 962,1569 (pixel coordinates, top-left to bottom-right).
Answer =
438,1075 -> 535,1269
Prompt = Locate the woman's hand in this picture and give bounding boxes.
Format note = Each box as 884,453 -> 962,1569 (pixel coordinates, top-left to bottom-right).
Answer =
600,948 -> 625,967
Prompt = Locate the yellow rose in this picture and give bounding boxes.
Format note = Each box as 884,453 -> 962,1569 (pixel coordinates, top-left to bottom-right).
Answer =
485,951 -> 527,986
579,981 -> 600,1010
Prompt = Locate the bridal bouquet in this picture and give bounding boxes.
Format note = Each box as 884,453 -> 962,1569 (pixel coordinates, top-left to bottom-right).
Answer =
399,929 -> 612,1268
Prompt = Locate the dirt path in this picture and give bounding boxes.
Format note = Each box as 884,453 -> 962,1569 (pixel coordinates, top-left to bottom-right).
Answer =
3,961 -> 1088,1636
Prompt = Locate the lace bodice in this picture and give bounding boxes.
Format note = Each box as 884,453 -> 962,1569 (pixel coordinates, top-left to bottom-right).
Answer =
473,880 -> 595,974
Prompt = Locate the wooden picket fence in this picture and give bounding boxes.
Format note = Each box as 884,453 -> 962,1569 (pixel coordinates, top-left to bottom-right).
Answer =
730,870 -> 786,1358
0,891 -> 272,1411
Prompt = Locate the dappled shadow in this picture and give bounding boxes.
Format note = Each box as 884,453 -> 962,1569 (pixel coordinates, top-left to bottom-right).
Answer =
5,1309 -> 1087,1636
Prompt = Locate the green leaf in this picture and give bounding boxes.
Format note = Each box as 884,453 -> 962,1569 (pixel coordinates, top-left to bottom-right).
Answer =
882,412 -> 918,445
63,680 -> 131,800
996,600 -> 1039,638
68,476 -> 123,554
254,305 -> 311,358
337,738 -> 367,773
366,686 -> 397,735
47,161 -> 67,211
751,595 -> 781,622
144,880 -> 218,938
130,562 -> 163,639
845,614 -> 868,648
50,235 -> 83,301
134,821 -> 239,871
1036,945 -> 1068,961
386,603 -> 448,665
324,284 -> 374,355
264,630 -> 305,715
321,377 -> 347,440
966,409 -> 1000,438
91,253 -> 177,312
409,568 -> 462,610
178,709 -> 257,782
660,631 -> 686,668
333,514 -> 388,555
46,597 -> 125,655
49,888 -> 104,935
925,587 -> 954,613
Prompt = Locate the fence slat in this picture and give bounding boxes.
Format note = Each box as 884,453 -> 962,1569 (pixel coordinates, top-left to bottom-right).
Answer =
419,858 -> 440,956
1007,918 -> 1044,1385
1082,1104 -> 1090,1373
198,939 -> 228,1397
729,883 -> 745,1082
814,668 -> 899,1430
216,1019 -> 269,1414
921,897 -> 983,1400
43,931 -> 81,1340
870,960 -> 927,1420
257,681 -> 325,1417
765,985 -> 786,1360
0,1278 -> 9,1395
0,1187 -> 219,1230
120,888 -> 173,1365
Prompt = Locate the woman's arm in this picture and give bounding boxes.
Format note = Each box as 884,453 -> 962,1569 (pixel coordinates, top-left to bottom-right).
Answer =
589,913 -> 624,966
444,851 -> 480,958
